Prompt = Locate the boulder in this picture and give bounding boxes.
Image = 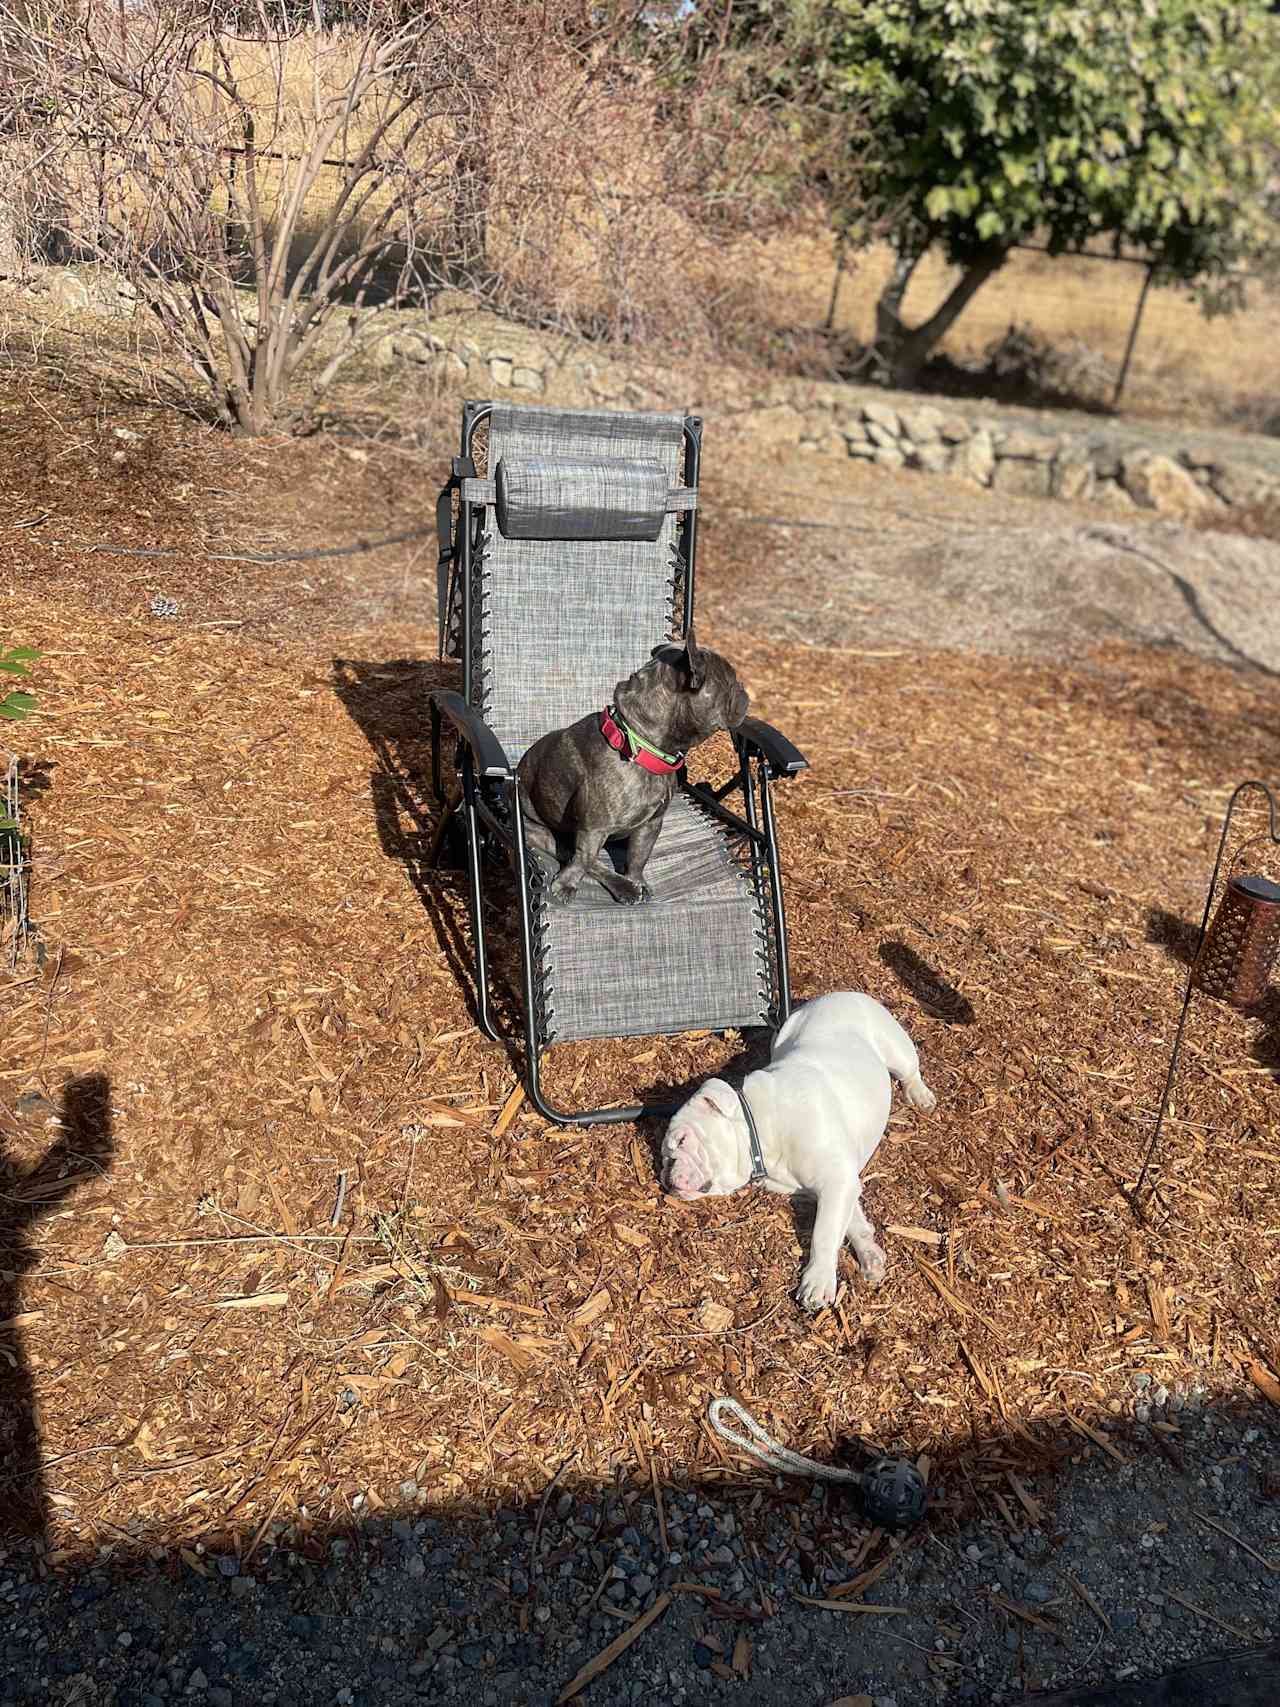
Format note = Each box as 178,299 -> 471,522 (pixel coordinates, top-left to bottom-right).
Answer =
1094,477 -> 1137,509
996,427 -> 1058,462
913,443 -> 950,475
862,400 -> 901,436
992,458 -> 1051,498
48,269 -> 91,310
1209,461 -> 1276,508
899,404 -> 945,445
1051,450 -> 1096,504
1122,451 -> 1210,517
948,429 -> 995,487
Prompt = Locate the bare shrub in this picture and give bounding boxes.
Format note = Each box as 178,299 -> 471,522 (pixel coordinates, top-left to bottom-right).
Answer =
0,2 -> 826,434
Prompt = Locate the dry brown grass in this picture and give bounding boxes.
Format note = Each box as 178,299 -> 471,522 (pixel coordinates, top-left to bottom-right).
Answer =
758,232 -> 1280,430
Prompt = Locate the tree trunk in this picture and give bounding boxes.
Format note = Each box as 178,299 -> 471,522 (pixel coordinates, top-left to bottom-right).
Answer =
873,242 -> 1008,386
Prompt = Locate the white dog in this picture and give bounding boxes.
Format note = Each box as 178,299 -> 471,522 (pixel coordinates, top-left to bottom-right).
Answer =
661,992 -> 936,1311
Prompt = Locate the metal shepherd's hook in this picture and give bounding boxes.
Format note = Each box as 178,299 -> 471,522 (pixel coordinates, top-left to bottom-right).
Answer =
1133,780 -> 1280,1208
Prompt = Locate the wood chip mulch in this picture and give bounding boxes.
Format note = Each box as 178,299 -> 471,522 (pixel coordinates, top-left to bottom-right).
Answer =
4,569 -> 1279,1563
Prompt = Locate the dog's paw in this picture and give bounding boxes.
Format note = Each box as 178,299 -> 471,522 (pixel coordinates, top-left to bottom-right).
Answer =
906,1074 -> 936,1114
607,876 -> 648,905
797,1262 -> 839,1313
857,1242 -> 888,1288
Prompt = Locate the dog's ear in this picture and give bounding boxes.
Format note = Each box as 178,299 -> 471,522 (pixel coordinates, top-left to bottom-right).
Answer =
695,1085 -> 732,1119
682,627 -> 706,693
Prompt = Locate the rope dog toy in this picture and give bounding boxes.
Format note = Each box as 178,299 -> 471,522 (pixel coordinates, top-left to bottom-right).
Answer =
708,1397 -> 928,1528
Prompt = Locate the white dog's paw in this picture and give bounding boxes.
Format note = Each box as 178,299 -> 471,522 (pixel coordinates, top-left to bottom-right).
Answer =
906,1073 -> 936,1113
857,1241 -> 888,1288
797,1261 -> 840,1313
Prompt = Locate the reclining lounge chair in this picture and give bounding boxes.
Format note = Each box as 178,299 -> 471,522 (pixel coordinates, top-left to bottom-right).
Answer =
430,400 -> 807,1124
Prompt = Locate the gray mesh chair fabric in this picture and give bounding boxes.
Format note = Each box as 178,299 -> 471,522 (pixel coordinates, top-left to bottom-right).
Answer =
495,455 -> 669,542
478,405 -> 684,764
465,402 -> 772,1046
532,796 -> 769,1043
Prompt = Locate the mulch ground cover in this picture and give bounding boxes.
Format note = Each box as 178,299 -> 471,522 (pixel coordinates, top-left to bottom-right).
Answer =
3,384 -> 1279,1568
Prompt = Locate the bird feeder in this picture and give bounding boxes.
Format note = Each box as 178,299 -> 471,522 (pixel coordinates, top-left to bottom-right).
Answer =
1135,780 -> 1280,1203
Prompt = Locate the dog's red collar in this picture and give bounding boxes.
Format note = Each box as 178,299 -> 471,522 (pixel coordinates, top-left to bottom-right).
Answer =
600,706 -> 684,776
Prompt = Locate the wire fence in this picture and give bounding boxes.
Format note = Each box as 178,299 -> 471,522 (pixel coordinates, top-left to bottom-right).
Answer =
823,239 -> 1273,408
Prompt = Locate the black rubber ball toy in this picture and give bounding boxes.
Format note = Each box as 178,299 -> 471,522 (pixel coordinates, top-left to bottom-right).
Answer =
858,1457 -> 928,1528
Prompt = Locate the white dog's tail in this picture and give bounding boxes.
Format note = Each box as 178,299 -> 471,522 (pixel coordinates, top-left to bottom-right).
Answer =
861,996 -> 936,1113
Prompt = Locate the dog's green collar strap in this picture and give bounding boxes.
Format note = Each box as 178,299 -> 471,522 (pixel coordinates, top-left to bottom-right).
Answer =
599,705 -> 683,775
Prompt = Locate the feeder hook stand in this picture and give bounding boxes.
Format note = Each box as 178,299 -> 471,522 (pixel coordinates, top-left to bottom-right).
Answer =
1133,779 -> 1280,1206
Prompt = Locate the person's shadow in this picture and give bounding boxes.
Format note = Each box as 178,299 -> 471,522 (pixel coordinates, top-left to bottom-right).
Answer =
0,1073 -> 115,1538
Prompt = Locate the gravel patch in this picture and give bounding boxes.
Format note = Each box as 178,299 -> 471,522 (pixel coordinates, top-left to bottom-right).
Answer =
2,1400 -> 1276,1707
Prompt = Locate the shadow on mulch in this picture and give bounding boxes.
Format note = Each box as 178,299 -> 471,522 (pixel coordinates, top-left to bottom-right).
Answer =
1,1073 -> 114,1539
877,940 -> 975,1025
1145,906 -> 1202,968
332,655 -> 494,1028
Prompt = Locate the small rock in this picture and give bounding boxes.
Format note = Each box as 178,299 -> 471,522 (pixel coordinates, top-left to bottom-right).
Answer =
949,429 -> 995,486
630,1573 -> 653,1597
1210,462 -> 1275,507
899,404 -> 944,444
511,367 -> 544,393
1024,1581 -> 1052,1604
874,446 -> 906,472
692,1644 -> 714,1670
865,421 -> 899,450
1122,451 -> 1209,517
914,443 -> 950,475
997,427 -> 1057,461
862,401 -> 901,435
489,356 -> 513,387
208,1691 -> 232,1707
117,1632 -> 133,1649
1050,449 -> 1096,503
991,457 -> 1051,498
405,1554 -> 426,1580
49,271 -> 91,310
938,414 -> 971,443
188,1669 -> 208,1691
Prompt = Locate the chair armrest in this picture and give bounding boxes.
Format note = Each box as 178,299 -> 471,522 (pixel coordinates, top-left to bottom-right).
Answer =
433,691 -> 514,781
734,717 -> 808,779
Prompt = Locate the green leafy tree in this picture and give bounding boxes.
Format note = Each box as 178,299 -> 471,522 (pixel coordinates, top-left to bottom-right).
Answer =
825,0 -> 1280,384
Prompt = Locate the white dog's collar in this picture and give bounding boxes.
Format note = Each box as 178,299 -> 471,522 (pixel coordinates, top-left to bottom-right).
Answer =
735,1084 -> 769,1186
